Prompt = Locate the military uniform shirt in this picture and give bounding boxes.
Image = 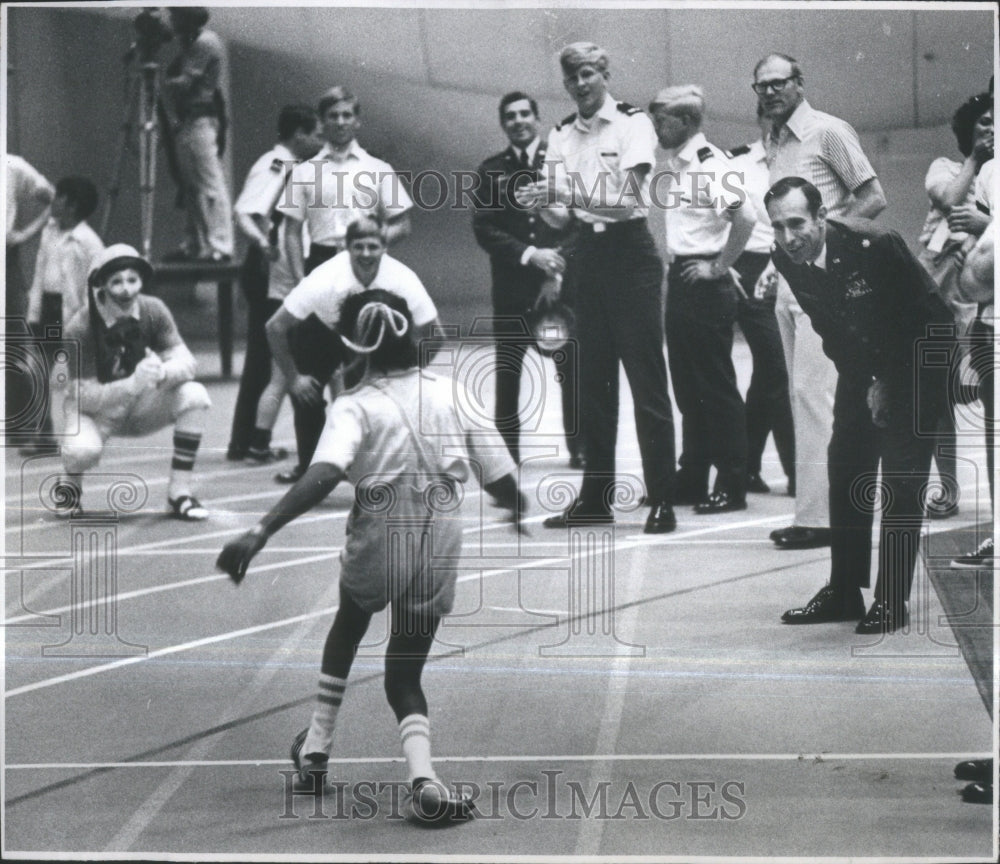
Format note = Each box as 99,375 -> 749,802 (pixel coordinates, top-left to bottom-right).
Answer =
727,140 -> 773,255
661,132 -> 751,258
235,142 -> 305,299
543,95 -> 656,224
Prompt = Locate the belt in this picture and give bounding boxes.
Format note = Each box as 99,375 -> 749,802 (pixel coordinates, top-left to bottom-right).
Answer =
579,218 -> 647,235
181,105 -> 219,121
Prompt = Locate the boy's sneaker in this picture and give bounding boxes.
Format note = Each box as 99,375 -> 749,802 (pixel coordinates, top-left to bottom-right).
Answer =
290,728 -> 328,794
405,776 -> 476,825
950,538 -> 994,570
246,446 -> 289,465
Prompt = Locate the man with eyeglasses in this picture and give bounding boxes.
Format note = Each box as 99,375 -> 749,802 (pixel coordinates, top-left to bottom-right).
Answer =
753,53 -> 886,557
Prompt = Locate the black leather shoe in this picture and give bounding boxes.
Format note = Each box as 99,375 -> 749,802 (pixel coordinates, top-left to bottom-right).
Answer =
276,465 -> 306,484
854,601 -> 908,634
770,524 -> 793,542
960,782 -> 993,804
781,585 -> 865,624
773,526 -> 832,549
247,446 -> 289,465
955,759 -> 992,783
693,491 -> 747,515
644,502 -> 676,534
746,473 -> 770,494
543,499 -> 613,528
226,446 -> 247,461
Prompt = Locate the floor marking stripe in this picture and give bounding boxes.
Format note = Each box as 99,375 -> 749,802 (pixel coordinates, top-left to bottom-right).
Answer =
7,752 -> 992,769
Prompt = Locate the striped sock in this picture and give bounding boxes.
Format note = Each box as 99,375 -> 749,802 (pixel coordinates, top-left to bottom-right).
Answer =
171,431 -> 202,472
302,674 -> 347,758
399,714 -> 435,783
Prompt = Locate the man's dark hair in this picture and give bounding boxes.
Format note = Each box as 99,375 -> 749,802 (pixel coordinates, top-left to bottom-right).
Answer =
499,91 -> 539,124
338,288 -> 418,372
764,176 -> 823,216
753,52 -> 804,82
168,7 -> 209,33
951,92 -> 993,157
55,176 -> 99,221
278,104 -> 319,141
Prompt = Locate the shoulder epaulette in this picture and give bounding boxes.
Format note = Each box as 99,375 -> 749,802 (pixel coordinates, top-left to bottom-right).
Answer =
697,146 -> 713,163
555,113 -> 576,131
616,101 -> 642,116
726,144 -> 751,158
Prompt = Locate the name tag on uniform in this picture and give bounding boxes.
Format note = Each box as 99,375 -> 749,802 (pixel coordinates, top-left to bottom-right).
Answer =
844,273 -> 872,299
600,151 -> 618,157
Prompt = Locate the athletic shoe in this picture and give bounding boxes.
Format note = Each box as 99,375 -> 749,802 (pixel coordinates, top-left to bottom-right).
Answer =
405,776 -> 476,825
290,728 -> 328,794
950,538 -> 994,570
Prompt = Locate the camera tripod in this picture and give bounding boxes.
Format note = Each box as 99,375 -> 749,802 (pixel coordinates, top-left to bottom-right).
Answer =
100,59 -> 163,259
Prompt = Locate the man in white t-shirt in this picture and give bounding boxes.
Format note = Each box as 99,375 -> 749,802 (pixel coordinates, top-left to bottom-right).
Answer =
266,214 -> 439,482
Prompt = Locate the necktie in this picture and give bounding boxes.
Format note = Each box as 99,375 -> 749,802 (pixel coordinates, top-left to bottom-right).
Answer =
519,148 -> 530,169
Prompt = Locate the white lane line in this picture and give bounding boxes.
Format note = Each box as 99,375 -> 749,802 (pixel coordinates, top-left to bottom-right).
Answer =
6,485 -> 293,537
574,535 -> 649,857
4,603 -> 340,698
4,551 -> 341,627
4,513 -> 816,694
105,578 -> 342,852
7,752 -> 992,769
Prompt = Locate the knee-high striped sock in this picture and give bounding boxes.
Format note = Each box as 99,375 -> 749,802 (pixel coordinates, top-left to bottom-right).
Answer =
399,714 -> 435,783
168,430 -> 202,500
302,674 -> 347,758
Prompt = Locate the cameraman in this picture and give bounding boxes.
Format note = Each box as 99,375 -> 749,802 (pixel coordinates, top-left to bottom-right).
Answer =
163,6 -> 233,262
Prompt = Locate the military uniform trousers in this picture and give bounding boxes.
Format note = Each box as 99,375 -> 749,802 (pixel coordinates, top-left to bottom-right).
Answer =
574,219 -> 675,507
665,258 -> 748,500
229,244 -> 282,453
828,369 -> 947,606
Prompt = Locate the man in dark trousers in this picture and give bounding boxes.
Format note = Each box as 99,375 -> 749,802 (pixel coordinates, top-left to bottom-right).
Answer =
472,91 -> 581,468
766,177 -> 952,634
516,43 -> 677,534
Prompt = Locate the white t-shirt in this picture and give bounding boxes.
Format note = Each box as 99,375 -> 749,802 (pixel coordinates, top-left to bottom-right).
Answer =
282,250 -> 437,329
313,368 -> 514,614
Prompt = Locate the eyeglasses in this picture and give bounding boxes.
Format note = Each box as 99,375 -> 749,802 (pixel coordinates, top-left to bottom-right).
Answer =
751,76 -> 798,95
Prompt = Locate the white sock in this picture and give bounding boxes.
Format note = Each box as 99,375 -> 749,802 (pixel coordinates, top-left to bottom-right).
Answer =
399,713 -> 435,783
302,674 -> 346,758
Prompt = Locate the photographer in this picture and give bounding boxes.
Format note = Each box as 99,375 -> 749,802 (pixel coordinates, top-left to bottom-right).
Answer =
162,6 -> 233,262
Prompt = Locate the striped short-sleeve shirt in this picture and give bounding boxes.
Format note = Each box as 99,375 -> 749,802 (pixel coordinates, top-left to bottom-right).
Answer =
766,99 -> 876,217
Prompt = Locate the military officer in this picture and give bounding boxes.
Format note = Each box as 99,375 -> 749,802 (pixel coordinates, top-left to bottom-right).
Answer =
516,42 -> 677,534
473,90 -> 581,467
766,177 -> 952,634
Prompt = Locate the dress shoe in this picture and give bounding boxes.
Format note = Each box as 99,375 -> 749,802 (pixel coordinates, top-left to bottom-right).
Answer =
746,473 -> 771,494
275,465 -> 306,484
960,782 -> 993,804
781,585 -> 865,624
854,601 -> 908,634
773,526 -> 832,549
693,491 -> 746,515
955,759 -> 992,783
543,499 -> 613,528
644,502 -> 676,534
246,446 -> 289,465
226,445 -> 247,461
770,524 -> 793,542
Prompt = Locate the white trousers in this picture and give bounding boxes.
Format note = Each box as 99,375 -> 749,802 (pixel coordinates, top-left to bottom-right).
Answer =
774,276 -> 836,528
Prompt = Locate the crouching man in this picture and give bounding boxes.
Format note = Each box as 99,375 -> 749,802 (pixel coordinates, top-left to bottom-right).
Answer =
54,244 -> 212,520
